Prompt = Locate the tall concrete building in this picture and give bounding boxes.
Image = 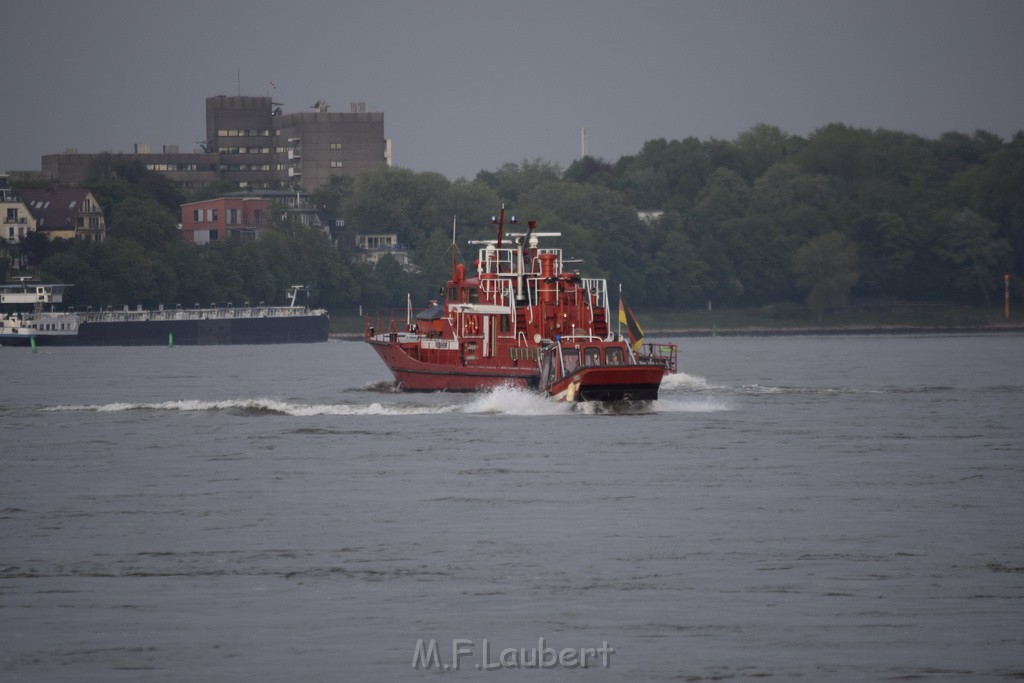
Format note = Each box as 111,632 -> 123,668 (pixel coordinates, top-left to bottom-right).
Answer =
41,94 -> 390,191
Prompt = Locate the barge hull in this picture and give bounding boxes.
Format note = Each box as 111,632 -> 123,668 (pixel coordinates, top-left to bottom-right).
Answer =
0,315 -> 329,346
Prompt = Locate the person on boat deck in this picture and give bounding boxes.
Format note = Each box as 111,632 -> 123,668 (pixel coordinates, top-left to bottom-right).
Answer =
563,349 -> 580,374
584,347 -> 601,367
606,348 -> 624,365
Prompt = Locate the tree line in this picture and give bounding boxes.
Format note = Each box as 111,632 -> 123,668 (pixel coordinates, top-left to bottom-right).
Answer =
6,122 -> 1023,318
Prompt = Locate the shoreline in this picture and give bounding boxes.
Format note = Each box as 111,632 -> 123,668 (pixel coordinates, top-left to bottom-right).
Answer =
647,323 -> 1024,337
330,323 -> 1024,341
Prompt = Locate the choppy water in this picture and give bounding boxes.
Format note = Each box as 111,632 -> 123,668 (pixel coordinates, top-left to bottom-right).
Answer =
1,334 -> 1022,681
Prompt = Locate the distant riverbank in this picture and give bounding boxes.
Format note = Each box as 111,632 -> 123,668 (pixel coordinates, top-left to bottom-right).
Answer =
330,322 -> 1024,341
647,323 -> 1024,338
330,303 -> 1023,340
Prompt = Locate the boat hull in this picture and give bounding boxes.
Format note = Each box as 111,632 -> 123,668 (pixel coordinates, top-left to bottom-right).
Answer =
548,365 -> 664,403
0,314 -> 329,346
367,339 -> 539,391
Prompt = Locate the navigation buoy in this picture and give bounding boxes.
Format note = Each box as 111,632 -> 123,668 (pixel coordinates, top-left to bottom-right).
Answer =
168,332 -> 174,348
30,336 -> 37,353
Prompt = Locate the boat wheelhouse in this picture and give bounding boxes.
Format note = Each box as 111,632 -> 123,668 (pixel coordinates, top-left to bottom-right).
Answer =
538,335 -> 665,403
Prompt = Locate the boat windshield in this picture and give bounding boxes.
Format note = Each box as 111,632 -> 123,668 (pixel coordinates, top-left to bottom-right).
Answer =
606,347 -> 624,365
584,347 -> 601,367
541,349 -> 557,385
562,348 -> 580,374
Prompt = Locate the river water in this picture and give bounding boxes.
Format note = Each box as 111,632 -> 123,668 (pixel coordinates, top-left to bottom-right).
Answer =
1,334 -> 1022,681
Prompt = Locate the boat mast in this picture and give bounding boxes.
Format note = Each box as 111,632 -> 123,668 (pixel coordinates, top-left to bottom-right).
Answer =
450,215 -> 457,279
617,282 -> 623,341
492,204 -> 506,249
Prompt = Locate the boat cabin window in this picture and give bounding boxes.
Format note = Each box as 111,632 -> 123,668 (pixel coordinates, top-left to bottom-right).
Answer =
541,350 -> 557,385
606,347 -> 624,365
468,287 -> 479,304
499,315 -> 511,333
584,347 -> 601,367
561,348 -> 580,375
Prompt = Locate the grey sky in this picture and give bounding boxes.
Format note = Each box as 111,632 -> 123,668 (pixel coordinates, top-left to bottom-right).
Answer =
4,0 -> 1023,181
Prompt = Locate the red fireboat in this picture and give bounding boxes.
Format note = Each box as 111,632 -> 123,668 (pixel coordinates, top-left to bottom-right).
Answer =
364,207 -> 677,401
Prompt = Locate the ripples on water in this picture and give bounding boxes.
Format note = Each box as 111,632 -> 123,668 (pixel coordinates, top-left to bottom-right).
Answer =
2,336 -> 1023,680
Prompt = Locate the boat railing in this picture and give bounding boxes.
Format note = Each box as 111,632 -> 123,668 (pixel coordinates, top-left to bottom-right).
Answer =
636,342 -> 679,373
475,246 -> 564,277
478,277 -> 516,306
477,246 -> 516,274
74,304 -> 323,324
556,332 -> 605,342
581,278 -> 608,310
366,306 -> 434,338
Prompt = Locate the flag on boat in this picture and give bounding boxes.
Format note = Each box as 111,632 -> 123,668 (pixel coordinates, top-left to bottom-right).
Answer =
618,296 -> 644,351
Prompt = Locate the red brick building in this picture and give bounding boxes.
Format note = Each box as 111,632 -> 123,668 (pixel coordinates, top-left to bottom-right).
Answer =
180,196 -> 267,244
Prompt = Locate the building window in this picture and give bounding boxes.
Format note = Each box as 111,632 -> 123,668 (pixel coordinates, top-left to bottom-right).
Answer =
209,230 -> 218,241
227,208 -> 240,225
330,161 -> 344,168
193,209 -> 203,222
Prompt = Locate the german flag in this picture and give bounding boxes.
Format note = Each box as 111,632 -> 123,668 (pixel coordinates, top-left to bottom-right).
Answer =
618,296 -> 644,351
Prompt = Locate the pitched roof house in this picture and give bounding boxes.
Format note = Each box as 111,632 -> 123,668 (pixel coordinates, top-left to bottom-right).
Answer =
19,188 -> 106,241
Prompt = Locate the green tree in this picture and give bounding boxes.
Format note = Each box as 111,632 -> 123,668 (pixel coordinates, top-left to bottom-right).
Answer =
694,168 -> 750,227
719,215 -> 794,304
19,231 -> 64,267
734,124 -> 804,181
475,159 -> 563,205
615,137 -> 711,211
792,232 -> 859,320
342,167 -> 452,247
39,246 -> 113,305
564,156 -> 615,186
935,209 -> 1011,304
961,139 -> 1024,275
108,197 -> 179,250
312,174 -> 355,218
83,159 -> 183,214
643,224 -> 707,307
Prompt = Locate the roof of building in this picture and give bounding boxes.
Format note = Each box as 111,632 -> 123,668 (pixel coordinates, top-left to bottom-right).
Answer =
19,188 -> 96,231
